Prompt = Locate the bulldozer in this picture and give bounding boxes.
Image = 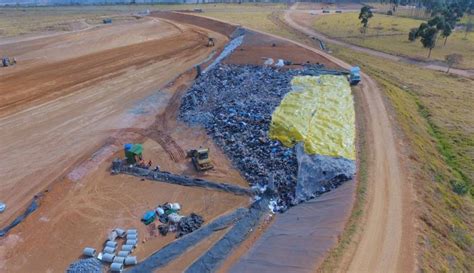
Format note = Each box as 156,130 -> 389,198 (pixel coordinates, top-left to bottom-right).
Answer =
207,37 -> 215,47
186,148 -> 213,171
2,57 -> 16,67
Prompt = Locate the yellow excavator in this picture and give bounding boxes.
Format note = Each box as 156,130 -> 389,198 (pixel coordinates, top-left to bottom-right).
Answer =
187,148 -> 213,171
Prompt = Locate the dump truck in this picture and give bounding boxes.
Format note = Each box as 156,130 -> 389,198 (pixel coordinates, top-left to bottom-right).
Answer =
187,148 -> 213,171
348,66 -> 361,85
2,57 -> 16,67
305,65 -> 361,86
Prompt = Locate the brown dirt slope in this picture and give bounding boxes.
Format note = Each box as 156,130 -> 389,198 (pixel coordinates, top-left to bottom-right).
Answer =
0,18 -> 227,228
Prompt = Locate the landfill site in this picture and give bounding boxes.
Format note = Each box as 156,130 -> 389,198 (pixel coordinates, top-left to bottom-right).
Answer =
1,10 -> 366,273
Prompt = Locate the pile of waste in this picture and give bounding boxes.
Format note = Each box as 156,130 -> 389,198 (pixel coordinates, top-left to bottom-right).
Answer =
180,64 -> 354,211
67,258 -> 103,273
142,202 -> 204,238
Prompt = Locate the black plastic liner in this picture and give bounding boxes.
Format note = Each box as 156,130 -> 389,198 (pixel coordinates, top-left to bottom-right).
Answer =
112,162 -> 254,197
185,199 -> 269,273
0,195 -> 41,237
126,208 -> 248,273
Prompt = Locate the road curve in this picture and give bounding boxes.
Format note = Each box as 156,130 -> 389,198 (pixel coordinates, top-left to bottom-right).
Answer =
284,4 -> 474,79
189,12 -> 415,272
268,9 -> 416,272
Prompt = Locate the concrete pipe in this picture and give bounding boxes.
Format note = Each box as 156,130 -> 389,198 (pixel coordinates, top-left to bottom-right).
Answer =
103,246 -> 116,254
125,240 -> 137,246
126,229 -> 138,234
121,245 -> 134,252
127,233 -> 137,240
124,256 -> 138,265
114,228 -> 126,237
110,262 -> 124,272
82,247 -> 96,257
113,256 -> 125,264
108,230 -> 118,241
106,240 -> 118,248
102,253 -> 115,263
117,250 -> 130,257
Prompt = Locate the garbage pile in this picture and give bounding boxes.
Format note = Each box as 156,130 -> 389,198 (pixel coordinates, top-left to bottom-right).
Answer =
142,202 -> 204,238
67,258 -> 103,273
180,65 -> 309,211
180,64 -> 352,212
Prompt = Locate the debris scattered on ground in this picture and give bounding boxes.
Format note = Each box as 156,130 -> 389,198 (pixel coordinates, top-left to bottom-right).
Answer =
141,201 -> 205,239
179,64 -> 354,211
176,213 -> 205,238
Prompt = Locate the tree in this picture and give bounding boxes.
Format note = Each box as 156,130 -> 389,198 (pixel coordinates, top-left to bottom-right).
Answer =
445,53 -> 463,72
428,15 -> 446,31
420,25 -> 438,57
359,6 -> 374,35
441,23 -> 452,45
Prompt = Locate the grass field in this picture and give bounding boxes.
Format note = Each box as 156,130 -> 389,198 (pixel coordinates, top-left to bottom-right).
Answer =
311,12 -> 474,68
202,8 -> 474,272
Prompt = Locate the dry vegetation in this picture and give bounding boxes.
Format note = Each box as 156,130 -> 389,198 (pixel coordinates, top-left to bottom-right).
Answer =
311,12 -> 474,68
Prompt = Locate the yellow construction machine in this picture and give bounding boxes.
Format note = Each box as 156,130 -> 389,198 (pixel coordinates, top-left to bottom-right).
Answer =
187,148 -> 213,171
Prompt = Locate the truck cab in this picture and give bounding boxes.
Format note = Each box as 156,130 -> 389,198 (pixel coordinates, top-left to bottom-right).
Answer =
349,66 -> 361,85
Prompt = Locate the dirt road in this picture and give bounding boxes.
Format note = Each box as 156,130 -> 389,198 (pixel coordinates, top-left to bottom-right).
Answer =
285,4 -> 474,79
232,13 -> 416,273
0,18 -> 227,228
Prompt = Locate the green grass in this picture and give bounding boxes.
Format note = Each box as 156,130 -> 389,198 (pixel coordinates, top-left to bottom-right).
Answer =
311,12 -> 474,69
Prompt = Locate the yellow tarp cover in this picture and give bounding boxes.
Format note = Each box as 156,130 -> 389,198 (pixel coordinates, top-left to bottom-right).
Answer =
269,75 -> 355,160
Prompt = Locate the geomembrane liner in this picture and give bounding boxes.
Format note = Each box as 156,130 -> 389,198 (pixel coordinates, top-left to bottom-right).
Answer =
269,75 -> 355,160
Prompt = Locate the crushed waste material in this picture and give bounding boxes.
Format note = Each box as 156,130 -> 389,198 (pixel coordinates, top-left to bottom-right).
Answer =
66,258 -> 103,273
176,213 -> 204,238
179,64 -> 354,211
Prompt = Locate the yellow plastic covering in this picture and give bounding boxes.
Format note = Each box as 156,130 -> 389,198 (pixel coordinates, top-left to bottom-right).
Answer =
269,75 -> 355,160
